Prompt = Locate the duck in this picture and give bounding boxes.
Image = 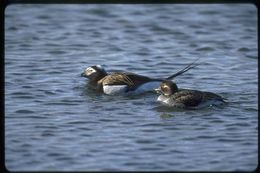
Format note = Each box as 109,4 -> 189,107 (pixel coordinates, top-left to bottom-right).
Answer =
155,80 -> 225,108
81,60 -> 198,95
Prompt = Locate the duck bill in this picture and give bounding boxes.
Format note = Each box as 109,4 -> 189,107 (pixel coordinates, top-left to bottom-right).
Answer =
81,72 -> 87,78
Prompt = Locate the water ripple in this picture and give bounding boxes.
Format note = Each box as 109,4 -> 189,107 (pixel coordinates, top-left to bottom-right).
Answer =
5,4 -> 257,172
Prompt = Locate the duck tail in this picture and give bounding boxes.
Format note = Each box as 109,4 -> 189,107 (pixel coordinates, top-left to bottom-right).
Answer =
165,58 -> 200,80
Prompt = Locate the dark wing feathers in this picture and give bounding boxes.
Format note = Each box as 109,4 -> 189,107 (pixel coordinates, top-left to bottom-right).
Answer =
202,91 -> 224,102
171,89 -> 203,107
98,72 -> 157,89
170,90 -> 224,107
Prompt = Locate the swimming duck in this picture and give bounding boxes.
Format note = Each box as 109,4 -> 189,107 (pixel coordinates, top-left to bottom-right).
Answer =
81,60 -> 198,95
155,80 -> 225,108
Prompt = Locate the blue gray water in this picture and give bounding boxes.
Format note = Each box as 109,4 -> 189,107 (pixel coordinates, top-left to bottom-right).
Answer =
5,4 -> 257,171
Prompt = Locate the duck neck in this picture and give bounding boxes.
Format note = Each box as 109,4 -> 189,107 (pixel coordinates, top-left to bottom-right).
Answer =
90,73 -> 108,91
90,71 -> 108,83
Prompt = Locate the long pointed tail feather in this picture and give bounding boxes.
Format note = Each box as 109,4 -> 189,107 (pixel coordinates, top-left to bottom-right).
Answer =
166,58 -> 200,80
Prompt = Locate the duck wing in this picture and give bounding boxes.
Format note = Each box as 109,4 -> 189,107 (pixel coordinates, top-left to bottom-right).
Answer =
202,91 -> 224,102
171,89 -> 203,107
99,72 -> 156,89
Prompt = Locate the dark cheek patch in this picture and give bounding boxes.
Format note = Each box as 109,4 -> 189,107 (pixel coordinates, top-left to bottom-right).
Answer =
162,86 -> 168,92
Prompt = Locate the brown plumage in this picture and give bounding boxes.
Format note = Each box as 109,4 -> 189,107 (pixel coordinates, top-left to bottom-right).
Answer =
81,59 -> 199,95
98,72 -> 158,91
155,80 -> 225,108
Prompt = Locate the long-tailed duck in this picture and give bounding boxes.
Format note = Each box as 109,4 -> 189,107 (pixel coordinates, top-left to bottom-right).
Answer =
81,60 -> 198,95
155,80 -> 225,108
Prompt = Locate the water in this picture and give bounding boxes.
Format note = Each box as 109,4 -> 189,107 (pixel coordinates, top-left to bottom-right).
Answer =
5,4 -> 258,171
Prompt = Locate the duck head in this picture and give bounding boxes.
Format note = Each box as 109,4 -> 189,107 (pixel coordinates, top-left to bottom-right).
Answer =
81,65 -> 108,81
155,80 -> 178,96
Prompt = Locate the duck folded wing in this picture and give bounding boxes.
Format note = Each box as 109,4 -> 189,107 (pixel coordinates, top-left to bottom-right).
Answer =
171,90 -> 203,107
99,72 -> 154,87
202,92 -> 224,102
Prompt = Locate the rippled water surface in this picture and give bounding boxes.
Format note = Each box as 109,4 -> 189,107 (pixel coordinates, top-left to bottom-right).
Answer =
5,4 -> 257,171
